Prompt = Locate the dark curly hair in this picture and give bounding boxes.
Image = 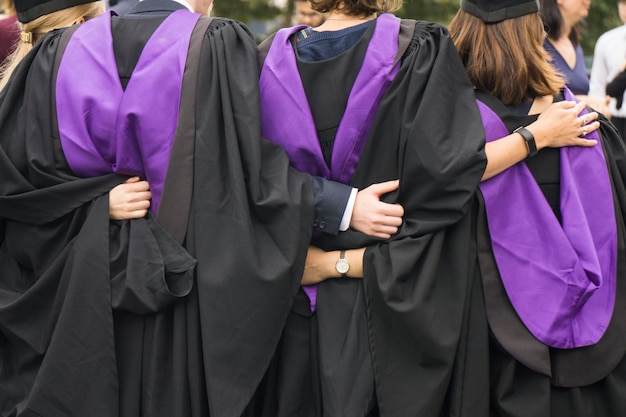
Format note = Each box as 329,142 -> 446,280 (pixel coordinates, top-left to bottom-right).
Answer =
309,0 -> 402,16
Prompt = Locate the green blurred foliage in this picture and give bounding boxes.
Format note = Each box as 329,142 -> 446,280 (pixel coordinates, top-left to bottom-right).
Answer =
213,0 -> 281,23
582,0 -> 622,55
219,0 -> 623,55
396,0 -> 459,26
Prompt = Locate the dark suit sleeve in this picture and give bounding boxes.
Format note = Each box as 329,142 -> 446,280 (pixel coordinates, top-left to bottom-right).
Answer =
307,174 -> 352,235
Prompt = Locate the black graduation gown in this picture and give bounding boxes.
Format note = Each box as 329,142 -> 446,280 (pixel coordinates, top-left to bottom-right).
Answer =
475,91 -> 626,417
0,12 -> 314,417
255,20 -> 489,417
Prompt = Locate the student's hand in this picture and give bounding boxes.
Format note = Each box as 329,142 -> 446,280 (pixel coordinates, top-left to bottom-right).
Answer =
531,101 -> 599,149
109,177 -> 152,220
350,180 -> 404,239
482,101 -> 599,181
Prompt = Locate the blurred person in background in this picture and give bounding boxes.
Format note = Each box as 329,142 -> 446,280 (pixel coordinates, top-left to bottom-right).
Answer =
294,0 -> 324,27
0,0 -> 18,64
589,0 -> 626,139
541,0 -> 611,117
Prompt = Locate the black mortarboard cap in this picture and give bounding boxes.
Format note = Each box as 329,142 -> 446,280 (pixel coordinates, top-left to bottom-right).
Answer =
460,0 -> 539,22
15,0 -> 96,23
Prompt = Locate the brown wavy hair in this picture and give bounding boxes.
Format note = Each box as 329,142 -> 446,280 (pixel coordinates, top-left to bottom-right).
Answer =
449,9 -> 564,106
310,0 -> 402,16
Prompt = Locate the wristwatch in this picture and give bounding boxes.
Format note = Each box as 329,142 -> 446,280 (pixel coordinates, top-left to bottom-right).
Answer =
514,126 -> 538,158
335,250 -> 350,277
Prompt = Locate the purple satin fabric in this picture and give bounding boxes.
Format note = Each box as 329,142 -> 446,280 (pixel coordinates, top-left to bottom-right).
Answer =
260,14 -> 401,311
56,9 -> 200,212
478,88 -> 617,348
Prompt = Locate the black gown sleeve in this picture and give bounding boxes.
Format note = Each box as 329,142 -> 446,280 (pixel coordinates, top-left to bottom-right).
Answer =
189,18 -> 316,417
357,22 -> 487,416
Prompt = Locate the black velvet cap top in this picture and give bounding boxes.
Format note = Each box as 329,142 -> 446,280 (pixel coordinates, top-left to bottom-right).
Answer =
15,0 -> 96,23
460,0 -> 539,22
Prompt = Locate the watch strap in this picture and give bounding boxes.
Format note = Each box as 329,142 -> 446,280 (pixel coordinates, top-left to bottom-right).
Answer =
514,126 -> 538,158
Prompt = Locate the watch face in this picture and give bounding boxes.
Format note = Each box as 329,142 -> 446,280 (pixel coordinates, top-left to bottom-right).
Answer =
335,258 -> 350,275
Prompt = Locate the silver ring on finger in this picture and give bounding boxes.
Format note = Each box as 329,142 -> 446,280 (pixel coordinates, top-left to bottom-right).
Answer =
582,116 -> 588,126
583,126 -> 588,135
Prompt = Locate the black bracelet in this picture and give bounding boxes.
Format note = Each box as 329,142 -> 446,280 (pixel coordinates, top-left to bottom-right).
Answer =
514,126 -> 538,158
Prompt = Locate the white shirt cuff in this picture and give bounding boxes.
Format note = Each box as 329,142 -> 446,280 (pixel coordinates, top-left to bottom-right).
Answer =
339,187 -> 358,232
